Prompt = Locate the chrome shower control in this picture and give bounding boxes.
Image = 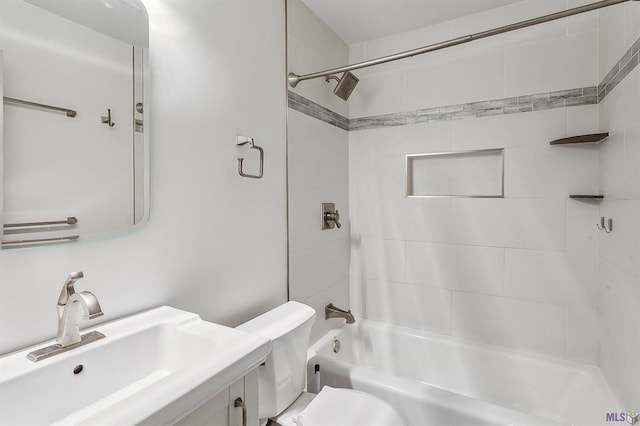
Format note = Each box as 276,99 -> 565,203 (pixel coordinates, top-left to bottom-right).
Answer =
322,203 -> 342,230
326,210 -> 341,228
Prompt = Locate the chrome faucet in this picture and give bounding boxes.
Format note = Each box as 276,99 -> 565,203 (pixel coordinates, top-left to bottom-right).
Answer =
27,272 -> 106,362
325,303 -> 355,324
56,272 -> 103,347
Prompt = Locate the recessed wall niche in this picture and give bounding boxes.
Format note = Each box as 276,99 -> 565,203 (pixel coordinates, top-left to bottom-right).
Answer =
406,148 -> 504,198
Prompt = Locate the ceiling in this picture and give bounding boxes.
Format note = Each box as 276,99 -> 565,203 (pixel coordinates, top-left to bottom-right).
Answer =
23,0 -> 148,46
301,0 -> 524,45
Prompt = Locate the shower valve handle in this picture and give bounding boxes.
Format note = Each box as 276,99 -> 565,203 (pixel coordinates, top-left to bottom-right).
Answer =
325,210 -> 341,228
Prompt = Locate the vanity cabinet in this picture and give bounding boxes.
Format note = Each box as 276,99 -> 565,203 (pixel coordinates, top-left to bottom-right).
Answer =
177,369 -> 259,426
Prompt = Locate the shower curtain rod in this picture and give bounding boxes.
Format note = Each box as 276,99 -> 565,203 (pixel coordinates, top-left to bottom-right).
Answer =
288,0 -> 637,88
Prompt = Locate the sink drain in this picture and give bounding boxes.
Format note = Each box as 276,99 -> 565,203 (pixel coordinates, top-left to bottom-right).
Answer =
73,364 -> 84,375
332,339 -> 341,353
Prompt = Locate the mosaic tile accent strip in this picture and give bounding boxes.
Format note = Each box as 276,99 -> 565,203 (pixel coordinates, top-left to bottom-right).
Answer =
349,87 -> 598,131
598,35 -> 640,101
287,91 -> 349,131
288,35 -> 640,132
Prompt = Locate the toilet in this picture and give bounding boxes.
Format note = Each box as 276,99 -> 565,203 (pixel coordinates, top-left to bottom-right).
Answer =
238,301 -> 406,426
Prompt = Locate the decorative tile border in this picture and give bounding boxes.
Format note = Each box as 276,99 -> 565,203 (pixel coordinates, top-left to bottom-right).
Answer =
288,35 -> 640,132
287,91 -> 349,130
349,87 -> 597,131
598,36 -> 640,101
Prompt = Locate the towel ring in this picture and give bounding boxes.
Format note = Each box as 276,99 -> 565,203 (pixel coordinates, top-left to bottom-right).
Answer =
236,136 -> 264,179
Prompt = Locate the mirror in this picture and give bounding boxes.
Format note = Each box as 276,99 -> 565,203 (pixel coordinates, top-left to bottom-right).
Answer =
0,0 -> 149,249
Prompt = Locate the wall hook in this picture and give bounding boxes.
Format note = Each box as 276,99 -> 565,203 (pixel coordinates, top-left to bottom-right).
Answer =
236,136 -> 264,179
101,109 -> 115,127
597,216 -> 613,233
604,218 -> 613,233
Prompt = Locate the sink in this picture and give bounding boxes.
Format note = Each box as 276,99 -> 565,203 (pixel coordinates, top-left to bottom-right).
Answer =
0,306 -> 271,425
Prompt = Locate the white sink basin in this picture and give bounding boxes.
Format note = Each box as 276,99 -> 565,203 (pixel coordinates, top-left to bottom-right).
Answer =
0,306 -> 271,425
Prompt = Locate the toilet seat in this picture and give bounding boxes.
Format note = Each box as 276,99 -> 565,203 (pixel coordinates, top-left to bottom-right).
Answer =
290,386 -> 406,426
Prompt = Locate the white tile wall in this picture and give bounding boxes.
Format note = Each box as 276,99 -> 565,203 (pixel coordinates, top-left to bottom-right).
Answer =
452,108 -> 567,151
302,279 -> 351,344
352,197 -> 452,243
360,278 -> 452,334
566,198 -> 599,256
598,260 -> 640,408
504,249 -> 597,307
599,133 -> 627,200
504,31 -> 598,96
597,4 -> 640,409
505,145 -> 599,198
452,292 -> 567,357
451,198 -> 567,251
450,198 -> 505,247
567,306 -> 599,365
288,0 -> 349,116
406,242 -> 504,295
600,200 -> 640,278
351,238 -> 406,283
598,3 -> 627,81
566,105 -> 600,137
348,0 -> 612,365
501,199 -> 568,251
288,111 -> 349,200
349,69 -> 407,118
626,122 -> 640,199
625,1 -> 640,48
287,0 -> 351,344
405,49 -> 505,112
289,193 -> 350,252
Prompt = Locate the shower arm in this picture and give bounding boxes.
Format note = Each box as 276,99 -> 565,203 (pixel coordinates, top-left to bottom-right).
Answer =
288,0 -> 637,88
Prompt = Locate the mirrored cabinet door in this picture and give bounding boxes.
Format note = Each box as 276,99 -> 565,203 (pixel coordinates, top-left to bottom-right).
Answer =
0,0 -> 149,249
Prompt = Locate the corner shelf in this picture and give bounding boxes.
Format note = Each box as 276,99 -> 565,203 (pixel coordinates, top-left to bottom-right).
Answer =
550,133 -> 609,145
569,195 -> 604,201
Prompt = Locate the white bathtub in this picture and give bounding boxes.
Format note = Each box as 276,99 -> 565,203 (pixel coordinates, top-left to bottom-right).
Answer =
307,320 -> 620,426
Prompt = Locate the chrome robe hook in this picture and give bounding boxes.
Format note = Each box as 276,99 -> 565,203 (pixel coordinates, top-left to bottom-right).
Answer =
101,109 -> 115,127
597,217 -> 613,233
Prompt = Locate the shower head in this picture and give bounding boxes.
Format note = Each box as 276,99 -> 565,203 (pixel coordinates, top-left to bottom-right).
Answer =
325,71 -> 359,101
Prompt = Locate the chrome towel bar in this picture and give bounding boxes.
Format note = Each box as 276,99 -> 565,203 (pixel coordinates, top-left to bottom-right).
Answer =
1,235 -> 79,248
3,217 -> 78,229
3,96 -> 77,118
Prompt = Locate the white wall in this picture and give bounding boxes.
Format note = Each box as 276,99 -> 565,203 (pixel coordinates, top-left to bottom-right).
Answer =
287,0 -> 351,343
0,0 -> 287,355
349,0 -> 603,363
597,1 -> 640,410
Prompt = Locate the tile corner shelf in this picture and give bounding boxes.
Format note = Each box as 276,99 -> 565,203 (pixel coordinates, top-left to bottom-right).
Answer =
569,195 -> 604,200
549,133 -> 609,145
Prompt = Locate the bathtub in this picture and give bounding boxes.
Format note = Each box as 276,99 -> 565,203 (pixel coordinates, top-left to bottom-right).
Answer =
306,320 -> 620,426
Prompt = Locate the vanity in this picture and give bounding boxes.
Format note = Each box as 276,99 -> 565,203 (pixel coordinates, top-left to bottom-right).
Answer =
0,306 -> 270,425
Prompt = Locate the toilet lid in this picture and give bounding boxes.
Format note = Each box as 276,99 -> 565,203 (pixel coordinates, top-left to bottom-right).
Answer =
293,386 -> 406,426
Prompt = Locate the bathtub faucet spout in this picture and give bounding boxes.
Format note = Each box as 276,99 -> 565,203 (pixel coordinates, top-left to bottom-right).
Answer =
325,303 -> 355,324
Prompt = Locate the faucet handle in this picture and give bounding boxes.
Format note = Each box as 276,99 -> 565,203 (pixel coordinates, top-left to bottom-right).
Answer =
332,210 -> 342,228
57,271 -> 84,306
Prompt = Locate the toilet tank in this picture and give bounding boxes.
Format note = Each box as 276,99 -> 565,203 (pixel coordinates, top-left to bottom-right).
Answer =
237,302 -> 316,419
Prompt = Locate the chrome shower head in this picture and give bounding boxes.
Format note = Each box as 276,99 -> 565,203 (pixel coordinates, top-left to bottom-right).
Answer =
325,71 -> 359,101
